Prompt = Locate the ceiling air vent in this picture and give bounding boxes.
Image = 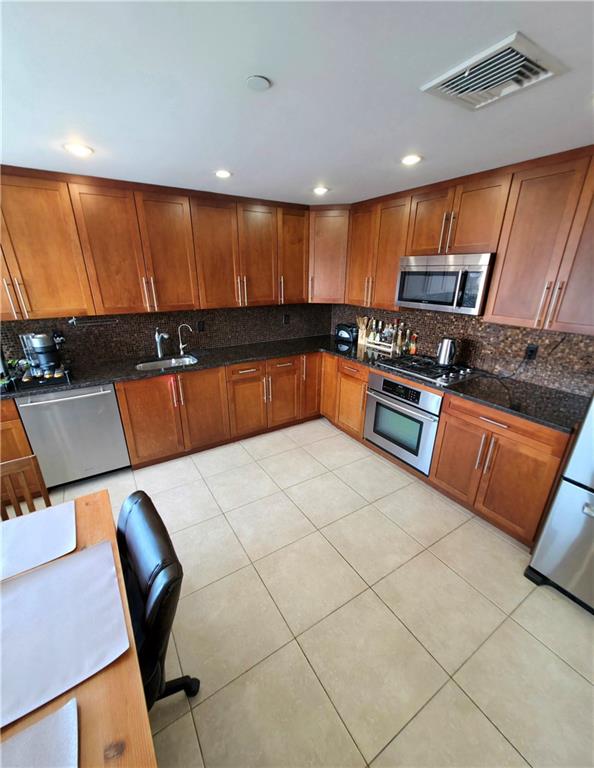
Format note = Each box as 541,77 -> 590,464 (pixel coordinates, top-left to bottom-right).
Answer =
421,32 -> 567,110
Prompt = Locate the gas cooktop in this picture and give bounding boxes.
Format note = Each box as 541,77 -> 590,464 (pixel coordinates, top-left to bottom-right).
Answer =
376,354 -> 479,387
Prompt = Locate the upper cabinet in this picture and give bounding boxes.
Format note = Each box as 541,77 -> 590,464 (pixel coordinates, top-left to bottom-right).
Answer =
1,176 -> 95,318
406,186 -> 455,256
134,191 -> 200,311
237,202 -> 278,306
371,196 -> 411,310
191,198 -> 241,309
309,209 -> 349,303
69,184 -> 149,314
345,205 -> 377,306
277,208 -> 308,304
484,157 -> 590,329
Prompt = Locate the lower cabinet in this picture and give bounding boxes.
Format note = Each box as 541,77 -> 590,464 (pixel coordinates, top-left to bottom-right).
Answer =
1,400 -> 40,499
300,353 -> 321,420
266,356 -> 301,428
226,362 -> 268,438
335,360 -> 368,438
178,368 -> 231,451
430,395 -> 568,545
320,353 -> 338,421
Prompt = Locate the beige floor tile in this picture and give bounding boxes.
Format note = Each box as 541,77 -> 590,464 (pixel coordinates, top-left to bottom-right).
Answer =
372,681 -> 528,768
303,434 -> 372,469
152,480 -> 221,534
259,447 -> 326,489
375,551 -> 505,673
63,467 -> 136,513
376,482 -> 471,546
300,590 -> 447,762
153,711 -> 203,768
430,519 -> 533,613
241,430 -> 298,459
323,506 -> 423,584
334,457 -> 413,502
226,491 -> 314,560
255,532 -> 366,634
49,488 -> 65,505
512,585 -> 594,683
150,641 -> 190,735
171,516 -> 249,596
191,442 -> 253,478
281,418 -> 340,446
286,472 -> 367,528
194,641 -> 363,768
455,619 -> 594,768
134,457 -> 201,496
204,462 -> 278,512
175,566 -> 291,701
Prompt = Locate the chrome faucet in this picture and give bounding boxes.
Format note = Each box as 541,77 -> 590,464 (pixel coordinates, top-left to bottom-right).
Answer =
178,323 -> 193,356
154,328 -> 169,359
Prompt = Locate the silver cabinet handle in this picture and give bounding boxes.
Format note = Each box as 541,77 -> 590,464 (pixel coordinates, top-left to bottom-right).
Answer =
534,281 -> 552,327
479,416 -> 508,429
170,377 -> 178,408
177,376 -> 185,406
280,274 -> 284,305
363,276 -> 369,307
150,276 -> 158,311
582,502 -> 594,519
445,212 -> 455,253
309,275 -> 314,301
367,391 -> 439,422
545,280 -> 565,328
141,276 -> 151,311
236,275 -> 242,306
360,384 -> 366,412
483,436 -> 497,474
237,367 -> 257,374
474,433 -> 487,469
14,280 -> 29,319
302,355 -> 307,381
262,377 -> 267,402
243,275 -> 248,306
368,276 -> 374,306
437,212 -> 448,254
3,278 -> 19,319
18,390 -> 112,407
268,375 -> 272,402
275,362 -> 293,368
343,365 -> 359,374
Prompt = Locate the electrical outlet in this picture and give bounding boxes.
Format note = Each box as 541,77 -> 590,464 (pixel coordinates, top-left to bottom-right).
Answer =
283,313 -> 290,325
196,321 -> 205,332
525,343 -> 538,361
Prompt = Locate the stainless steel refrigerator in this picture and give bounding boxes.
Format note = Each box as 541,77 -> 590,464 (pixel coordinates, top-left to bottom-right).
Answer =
526,397 -> 594,612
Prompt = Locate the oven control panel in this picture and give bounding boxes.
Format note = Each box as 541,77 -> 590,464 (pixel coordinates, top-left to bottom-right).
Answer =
382,379 -> 421,405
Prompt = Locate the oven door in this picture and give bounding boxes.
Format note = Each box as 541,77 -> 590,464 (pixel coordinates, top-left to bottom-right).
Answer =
364,390 -> 439,475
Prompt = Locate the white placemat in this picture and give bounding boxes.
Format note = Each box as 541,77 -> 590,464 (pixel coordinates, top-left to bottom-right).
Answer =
1,500 -> 76,581
0,698 -> 78,768
1,540 -> 129,727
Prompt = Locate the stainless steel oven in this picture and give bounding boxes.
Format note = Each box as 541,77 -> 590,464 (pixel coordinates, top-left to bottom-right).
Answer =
396,253 -> 493,315
364,372 -> 442,475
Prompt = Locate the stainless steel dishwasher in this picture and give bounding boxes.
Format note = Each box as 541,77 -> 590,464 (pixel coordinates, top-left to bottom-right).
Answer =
16,384 -> 130,487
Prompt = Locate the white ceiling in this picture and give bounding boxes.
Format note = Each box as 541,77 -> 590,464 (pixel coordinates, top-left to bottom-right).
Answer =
3,2 -> 593,204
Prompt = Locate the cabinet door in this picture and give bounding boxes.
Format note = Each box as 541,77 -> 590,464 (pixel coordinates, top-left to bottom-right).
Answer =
547,158 -> 594,335
135,191 -> 200,311
484,157 -> 590,328
345,206 -> 376,306
191,198 -> 240,309
0,411 -> 40,500
309,210 -> 349,303
237,203 -> 277,306
1,240 -> 23,321
69,184 -> 149,315
406,187 -> 455,256
430,413 -> 486,506
372,197 -> 410,310
449,174 -> 511,254
300,353 -> 321,419
1,176 -> 95,318
320,353 -> 338,421
336,372 -> 367,437
474,433 -> 561,545
116,376 -> 185,466
226,364 -> 268,438
278,208 -> 308,304
267,357 -> 301,428
178,368 -> 230,451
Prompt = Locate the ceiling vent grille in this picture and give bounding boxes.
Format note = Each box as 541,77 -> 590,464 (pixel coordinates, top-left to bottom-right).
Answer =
421,32 -> 567,110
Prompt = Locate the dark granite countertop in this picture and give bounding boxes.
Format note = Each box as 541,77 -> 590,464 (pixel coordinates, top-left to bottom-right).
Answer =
3,334 -> 590,433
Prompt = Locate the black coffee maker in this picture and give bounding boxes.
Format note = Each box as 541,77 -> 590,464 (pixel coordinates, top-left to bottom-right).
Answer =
19,332 -> 67,381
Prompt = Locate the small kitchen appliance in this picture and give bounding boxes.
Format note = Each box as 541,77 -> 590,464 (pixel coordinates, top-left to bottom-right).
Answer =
335,323 -> 359,345
17,332 -> 70,388
436,338 -> 457,365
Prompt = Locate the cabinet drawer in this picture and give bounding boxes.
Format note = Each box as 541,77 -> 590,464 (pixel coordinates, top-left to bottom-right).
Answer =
226,361 -> 266,381
1,399 -> 19,421
337,359 -> 368,381
266,356 -> 299,372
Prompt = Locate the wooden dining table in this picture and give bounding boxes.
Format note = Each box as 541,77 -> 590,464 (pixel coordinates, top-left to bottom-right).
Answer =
0,490 -> 157,767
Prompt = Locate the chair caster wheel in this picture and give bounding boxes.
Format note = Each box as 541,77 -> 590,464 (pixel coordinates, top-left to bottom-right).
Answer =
186,677 -> 200,697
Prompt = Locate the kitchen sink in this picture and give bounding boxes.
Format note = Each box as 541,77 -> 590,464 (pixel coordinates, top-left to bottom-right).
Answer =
135,355 -> 198,371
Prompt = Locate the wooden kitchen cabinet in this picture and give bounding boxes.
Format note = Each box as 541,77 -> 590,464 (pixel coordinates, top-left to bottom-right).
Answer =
135,191 -> 200,311
177,368 -> 231,451
300,353 -> 321,419
335,360 -> 368,438
484,157 -> 590,329
69,184 -> 149,315
320,353 -> 339,421
226,362 -> 268,438
308,209 -> 349,303
116,376 -> 185,466
345,205 -> 377,306
191,198 -> 241,309
277,208 -> 308,304
448,174 -> 511,254
266,356 -> 301,428
406,186 -> 455,256
0,400 -> 40,499
237,203 -> 278,306
372,196 -> 411,310
1,176 -> 95,318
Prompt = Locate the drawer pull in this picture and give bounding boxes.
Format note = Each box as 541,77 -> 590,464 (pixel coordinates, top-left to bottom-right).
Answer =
275,362 -> 293,368
343,365 -> 359,374
237,368 -> 257,375
479,416 -> 508,429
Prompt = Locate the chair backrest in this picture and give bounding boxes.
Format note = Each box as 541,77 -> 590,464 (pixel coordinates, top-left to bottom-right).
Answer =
0,455 -> 51,519
116,490 -> 183,704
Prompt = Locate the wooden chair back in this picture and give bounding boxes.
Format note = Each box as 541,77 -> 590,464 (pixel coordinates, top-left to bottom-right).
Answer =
0,455 -> 51,519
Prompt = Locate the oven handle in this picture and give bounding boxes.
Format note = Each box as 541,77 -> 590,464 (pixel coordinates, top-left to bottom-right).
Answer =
366,390 -> 439,423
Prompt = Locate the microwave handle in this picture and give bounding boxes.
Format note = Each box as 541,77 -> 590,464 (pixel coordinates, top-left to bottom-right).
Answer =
454,270 -> 467,307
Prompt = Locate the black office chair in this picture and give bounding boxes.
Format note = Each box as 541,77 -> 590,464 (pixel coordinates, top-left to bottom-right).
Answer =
117,490 -> 200,710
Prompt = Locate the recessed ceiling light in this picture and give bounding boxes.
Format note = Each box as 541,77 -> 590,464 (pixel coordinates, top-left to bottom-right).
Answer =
214,169 -> 232,179
246,75 -> 272,91
63,142 -> 94,158
313,186 -> 329,196
401,154 -> 422,166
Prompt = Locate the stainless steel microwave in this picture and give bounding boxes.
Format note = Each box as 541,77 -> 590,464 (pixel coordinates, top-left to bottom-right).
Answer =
395,253 -> 494,315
